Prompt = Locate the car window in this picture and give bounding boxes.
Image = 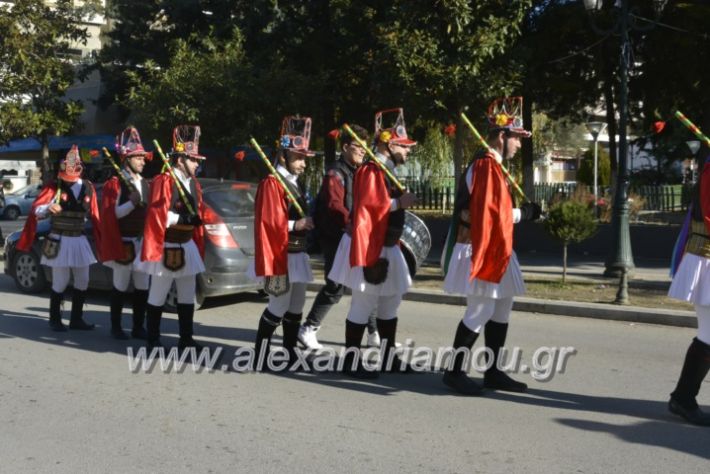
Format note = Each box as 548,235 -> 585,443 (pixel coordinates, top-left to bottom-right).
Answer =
202,185 -> 255,218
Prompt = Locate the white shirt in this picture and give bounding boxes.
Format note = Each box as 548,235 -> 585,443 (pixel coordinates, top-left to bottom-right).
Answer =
277,164 -> 299,231
35,179 -> 84,218
167,169 -> 194,227
115,171 -> 145,219
374,152 -> 400,212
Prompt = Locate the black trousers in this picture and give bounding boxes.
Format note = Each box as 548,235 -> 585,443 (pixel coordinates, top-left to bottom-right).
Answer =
304,238 -> 377,333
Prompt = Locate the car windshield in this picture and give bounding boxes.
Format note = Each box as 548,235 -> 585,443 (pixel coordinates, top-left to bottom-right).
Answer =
202,184 -> 255,218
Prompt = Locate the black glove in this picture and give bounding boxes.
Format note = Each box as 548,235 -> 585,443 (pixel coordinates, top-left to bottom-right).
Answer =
520,202 -> 542,221
178,214 -> 203,226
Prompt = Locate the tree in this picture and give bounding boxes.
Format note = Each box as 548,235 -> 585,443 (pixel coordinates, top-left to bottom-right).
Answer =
0,0 -> 101,182
577,146 -> 611,188
544,196 -> 598,283
633,0 -> 710,167
374,0 -> 532,185
123,30 -> 313,177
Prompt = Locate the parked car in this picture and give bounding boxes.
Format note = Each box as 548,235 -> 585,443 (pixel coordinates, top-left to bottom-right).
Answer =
3,178 -> 261,310
2,184 -> 42,220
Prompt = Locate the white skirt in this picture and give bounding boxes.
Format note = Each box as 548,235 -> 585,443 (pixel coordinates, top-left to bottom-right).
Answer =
135,240 -> 205,278
247,251 -> 313,284
668,253 -> 710,306
41,234 -> 97,268
329,233 -> 412,296
443,242 -> 526,299
103,237 -> 145,271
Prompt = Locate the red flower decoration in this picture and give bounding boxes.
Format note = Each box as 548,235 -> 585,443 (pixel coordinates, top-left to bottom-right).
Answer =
234,151 -> 246,162
327,128 -> 341,140
89,149 -> 99,157
144,151 -> 154,162
652,121 -> 666,135
444,123 -> 456,137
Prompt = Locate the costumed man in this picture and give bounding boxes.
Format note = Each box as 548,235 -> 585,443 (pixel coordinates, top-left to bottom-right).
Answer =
138,125 -> 206,350
329,108 -> 418,377
99,127 -> 151,340
298,124 -> 371,351
17,145 -> 101,331
667,153 -> 710,426
250,116 -> 315,369
441,97 -> 541,396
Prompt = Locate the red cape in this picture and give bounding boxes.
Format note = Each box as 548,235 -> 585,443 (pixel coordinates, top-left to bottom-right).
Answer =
469,153 -> 514,283
98,177 -> 126,262
141,173 -> 205,262
254,176 -> 288,276
17,180 -> 102,256
350,162 -> 391,267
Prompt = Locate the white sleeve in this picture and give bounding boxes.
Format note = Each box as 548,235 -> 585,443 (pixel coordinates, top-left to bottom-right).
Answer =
167,211 -> 180,227
288,220 -> 295,231
512,208 -> 522,224
390,198 -> 398,211
115,200 -> 135,219
35,203 -> 52,218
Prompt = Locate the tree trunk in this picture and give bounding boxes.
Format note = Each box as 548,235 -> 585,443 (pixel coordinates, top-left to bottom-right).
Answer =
521,96 -> 535,201
562,242 -> 568,284
453,108 -> 466,190
40,134 -> 51,185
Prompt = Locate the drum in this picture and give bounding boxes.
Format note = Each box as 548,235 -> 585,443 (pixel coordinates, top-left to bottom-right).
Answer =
400,211 -> 431,277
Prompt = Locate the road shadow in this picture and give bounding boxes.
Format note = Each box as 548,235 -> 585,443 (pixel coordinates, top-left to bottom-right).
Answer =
488,387 -> 710,459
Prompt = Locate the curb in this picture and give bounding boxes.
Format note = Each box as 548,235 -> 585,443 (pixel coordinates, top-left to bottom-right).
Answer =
305,283 -> 697,329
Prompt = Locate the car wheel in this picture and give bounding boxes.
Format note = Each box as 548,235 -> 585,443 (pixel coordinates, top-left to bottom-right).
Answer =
13,251 -> 47,293
164,282 -> 203,312
3,206 -> 20,221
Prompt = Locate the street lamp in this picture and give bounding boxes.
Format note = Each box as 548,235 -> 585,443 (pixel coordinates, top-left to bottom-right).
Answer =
686,140 -> 701,184
583,0 -> 665,296
585,121 -> 607,214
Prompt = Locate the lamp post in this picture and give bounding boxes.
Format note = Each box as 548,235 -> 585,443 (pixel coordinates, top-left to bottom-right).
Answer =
686,140 -> 701,184
586,121 -> 607,214
583,0 -> 665,287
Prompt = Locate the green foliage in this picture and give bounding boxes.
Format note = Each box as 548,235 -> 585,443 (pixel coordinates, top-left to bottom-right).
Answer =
532,112 -> 588,160
408,125 -> 454,187
576,146 -> 611,187
544,198 -> 598,245
124,30 -> 312,151
0,0 -> 100,142
634,2 -> 710,136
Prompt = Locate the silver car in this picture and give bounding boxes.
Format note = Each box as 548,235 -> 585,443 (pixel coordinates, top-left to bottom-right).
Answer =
2,184 -> 42,220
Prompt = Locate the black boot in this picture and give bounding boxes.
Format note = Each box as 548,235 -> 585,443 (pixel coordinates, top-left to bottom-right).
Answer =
48,290 -> 67,332
145,303 -> 163,349
283,312 -> 305,369
253,309 -> 281,371
443,320 -> 484,396
669,338 -> 710,426
110,288 -> 129,340
69,289 -> 94,330
342,320 -> 379,379
483,321 -> 527,393
376,318 -> 410,373
131,289 -> 149,339
177,303 -> 202,351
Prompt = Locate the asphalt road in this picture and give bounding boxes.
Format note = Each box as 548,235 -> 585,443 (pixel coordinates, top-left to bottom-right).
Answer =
0,273 -> 708,473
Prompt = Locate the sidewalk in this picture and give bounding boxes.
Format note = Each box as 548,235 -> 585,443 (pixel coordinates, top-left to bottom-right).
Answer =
307,252 -> 696,329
